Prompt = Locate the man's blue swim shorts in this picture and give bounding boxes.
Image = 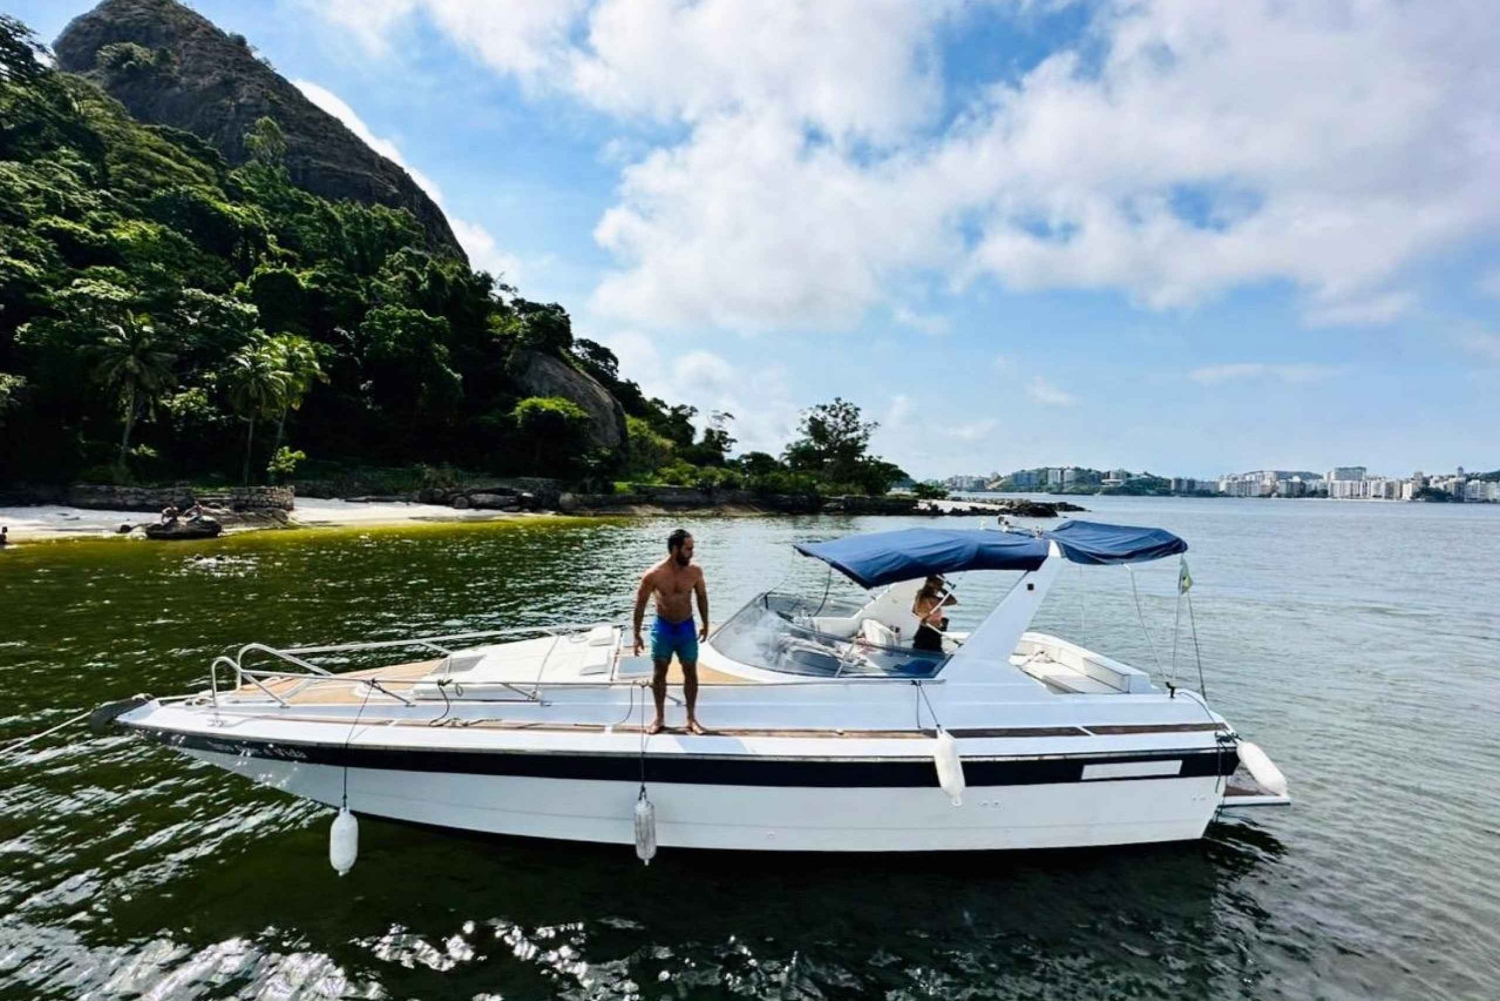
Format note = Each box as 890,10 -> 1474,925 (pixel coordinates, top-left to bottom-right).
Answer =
651,616 -> 698,664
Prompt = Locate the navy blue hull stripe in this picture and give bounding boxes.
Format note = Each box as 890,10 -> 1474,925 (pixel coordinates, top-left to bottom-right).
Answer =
141,728 -> 1239,788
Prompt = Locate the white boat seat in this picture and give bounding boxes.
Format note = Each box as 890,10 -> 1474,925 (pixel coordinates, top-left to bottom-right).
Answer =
859,619 -> 900,648
1011,632 -> 1155,695
799,615 -> 860,639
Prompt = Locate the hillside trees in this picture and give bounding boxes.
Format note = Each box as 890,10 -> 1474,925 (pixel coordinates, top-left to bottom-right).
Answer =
92,311 -> 175,470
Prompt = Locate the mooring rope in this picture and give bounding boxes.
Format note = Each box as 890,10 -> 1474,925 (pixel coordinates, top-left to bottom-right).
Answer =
0,709 -> 93,757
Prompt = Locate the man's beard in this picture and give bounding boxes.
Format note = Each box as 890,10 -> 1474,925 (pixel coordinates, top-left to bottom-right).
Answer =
675,553 -> 691,567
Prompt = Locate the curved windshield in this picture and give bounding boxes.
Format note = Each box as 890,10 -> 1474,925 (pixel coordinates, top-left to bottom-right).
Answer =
709,592 -> 948,678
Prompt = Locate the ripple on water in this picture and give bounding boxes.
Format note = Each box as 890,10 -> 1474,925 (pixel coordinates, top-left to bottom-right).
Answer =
1,502 -> 1498,999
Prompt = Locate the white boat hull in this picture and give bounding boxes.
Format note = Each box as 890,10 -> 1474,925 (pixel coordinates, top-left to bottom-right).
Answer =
184,745 -> 1227,852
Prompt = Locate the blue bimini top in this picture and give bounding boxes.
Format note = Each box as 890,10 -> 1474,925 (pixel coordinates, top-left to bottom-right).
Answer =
1044,520 -> 1188,566
793,521 -> 1187,588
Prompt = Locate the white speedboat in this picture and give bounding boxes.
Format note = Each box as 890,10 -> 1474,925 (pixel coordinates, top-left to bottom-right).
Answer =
111,522 -> 1289,859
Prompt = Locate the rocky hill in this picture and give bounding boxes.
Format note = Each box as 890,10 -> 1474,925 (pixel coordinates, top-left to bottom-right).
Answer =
53,0 -> 465,261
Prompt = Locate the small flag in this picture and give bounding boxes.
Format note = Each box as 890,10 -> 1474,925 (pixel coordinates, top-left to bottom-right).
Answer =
1178,557 -> 1193,594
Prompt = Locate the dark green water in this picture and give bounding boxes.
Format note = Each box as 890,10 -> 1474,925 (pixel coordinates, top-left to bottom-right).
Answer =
2,499 -> 1498,999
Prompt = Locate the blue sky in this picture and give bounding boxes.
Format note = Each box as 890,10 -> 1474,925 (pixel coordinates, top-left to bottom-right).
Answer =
16,0 -> 1500,479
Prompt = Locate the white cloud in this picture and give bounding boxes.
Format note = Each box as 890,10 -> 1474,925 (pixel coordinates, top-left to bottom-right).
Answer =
448,218 -> 523,282
595,333 -> 799,454
568,0 -> 949,141
315,1 -> 1500,334
1189,363 -> 1342,385
944,418 -> 999,441
1303,292 -> 1417,328
892,306 -> 951,336
1026,376 -> 1075,406
884,393 -> 913,432
293,79 -> 521,280
303,0 -> 419,57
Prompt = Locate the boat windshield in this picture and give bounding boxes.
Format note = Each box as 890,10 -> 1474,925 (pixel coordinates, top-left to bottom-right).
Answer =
709,592 -> 948,678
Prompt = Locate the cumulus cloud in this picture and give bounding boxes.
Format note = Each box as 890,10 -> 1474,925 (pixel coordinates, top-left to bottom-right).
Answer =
1302,292 -> 1417,328
1189,363 -> 1343,385
595,333 -> 800,454
1026,376 -> 1075,406
293,79 -> 520,279
315,0 -> 1500,334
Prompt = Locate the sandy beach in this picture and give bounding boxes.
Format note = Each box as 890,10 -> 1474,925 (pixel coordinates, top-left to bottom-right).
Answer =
0,498 -> 536,543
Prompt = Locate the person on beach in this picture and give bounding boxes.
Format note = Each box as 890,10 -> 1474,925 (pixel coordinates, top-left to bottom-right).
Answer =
912,575 -> 956,652
632,528 -> 709,735
0,526 -> 7,547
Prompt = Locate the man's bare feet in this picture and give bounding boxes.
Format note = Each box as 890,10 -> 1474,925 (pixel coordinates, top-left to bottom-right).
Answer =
646,719 -> 665,735
685,719 -> 707,735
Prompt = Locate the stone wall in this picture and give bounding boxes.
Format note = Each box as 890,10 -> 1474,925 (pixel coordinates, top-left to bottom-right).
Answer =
64,484 -> 294,512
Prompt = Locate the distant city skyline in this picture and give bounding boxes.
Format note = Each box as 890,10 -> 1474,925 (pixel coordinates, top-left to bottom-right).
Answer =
941,463 -> 1499,502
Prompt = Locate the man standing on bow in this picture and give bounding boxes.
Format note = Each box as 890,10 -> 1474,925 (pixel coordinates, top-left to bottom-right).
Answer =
632,528 -> 709,735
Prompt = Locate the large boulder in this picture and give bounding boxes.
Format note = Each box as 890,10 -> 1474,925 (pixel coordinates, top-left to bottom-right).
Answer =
53,0 -> 465,260
512,350 -> 628,455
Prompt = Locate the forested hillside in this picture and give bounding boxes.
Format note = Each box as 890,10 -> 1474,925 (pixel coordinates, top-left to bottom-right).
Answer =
0,10 -> 908,496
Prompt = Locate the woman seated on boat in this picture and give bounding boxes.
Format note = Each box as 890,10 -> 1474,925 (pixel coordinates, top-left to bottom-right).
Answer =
912,576 -> 956,652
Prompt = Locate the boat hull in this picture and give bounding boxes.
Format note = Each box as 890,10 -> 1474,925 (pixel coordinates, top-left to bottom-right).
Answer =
172,738 -> 1233,852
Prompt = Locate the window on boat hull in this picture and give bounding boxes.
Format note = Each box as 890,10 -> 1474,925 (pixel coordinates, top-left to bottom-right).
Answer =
709,592 -> 949,679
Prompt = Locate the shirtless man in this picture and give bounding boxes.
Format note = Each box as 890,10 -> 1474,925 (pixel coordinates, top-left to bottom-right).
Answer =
632,528 -> 709,734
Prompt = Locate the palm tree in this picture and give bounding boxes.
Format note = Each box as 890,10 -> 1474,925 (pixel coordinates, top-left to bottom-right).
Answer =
267,334 -> 325,458
224,334 -> 292,485
93,313 -> 176,473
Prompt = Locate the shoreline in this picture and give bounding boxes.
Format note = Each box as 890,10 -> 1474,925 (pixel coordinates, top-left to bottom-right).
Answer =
0,498 -> 550,543
0,495 -> 1051,544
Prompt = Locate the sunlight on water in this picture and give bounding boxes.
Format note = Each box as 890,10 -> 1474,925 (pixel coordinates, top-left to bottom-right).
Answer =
1,500 -> 1498,999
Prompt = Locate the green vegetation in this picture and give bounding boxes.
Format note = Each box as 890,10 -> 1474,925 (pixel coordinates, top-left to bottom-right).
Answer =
912,482 -> 949,500
0,15 -> 906,498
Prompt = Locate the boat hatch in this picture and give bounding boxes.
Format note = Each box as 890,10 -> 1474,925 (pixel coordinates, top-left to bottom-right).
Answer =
411,627 -> 621,698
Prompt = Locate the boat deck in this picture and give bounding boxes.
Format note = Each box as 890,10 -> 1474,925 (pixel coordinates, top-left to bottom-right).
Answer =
235,655 -> 752,706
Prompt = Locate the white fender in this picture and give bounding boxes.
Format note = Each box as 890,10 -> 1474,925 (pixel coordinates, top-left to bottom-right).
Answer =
634,794 -> 657,865
1237,741 -> 1288,797
329,807 -> 359,876
933,730 -> 966,807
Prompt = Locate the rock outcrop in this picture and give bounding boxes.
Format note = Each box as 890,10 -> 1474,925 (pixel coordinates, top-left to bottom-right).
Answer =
53,0 -> 465,260
512,350 -> 629,455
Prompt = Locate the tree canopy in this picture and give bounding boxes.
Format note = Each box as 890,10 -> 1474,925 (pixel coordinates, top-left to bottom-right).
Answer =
0,15 -> 910,499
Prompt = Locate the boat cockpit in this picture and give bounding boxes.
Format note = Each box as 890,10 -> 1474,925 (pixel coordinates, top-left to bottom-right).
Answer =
709,576 -> 961,680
